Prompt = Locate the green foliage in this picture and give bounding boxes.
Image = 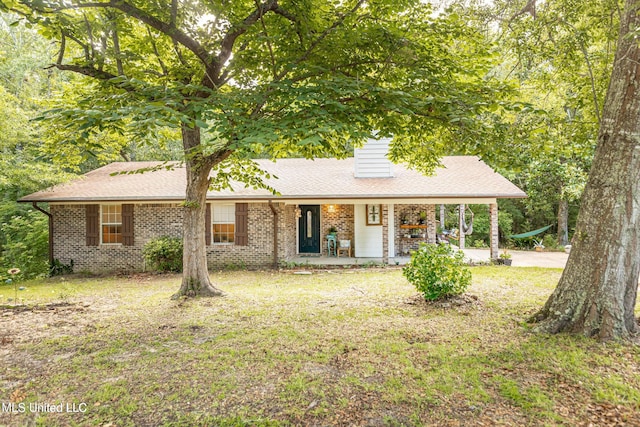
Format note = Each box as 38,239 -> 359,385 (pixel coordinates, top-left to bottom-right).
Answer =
403,243 -> 472,301
473,239 -> 488,248
142,236 -> 183,273
49,259 -> 74,277
6,0 -> 517,183
0,210 -> 49,279
542,234 -> 562,251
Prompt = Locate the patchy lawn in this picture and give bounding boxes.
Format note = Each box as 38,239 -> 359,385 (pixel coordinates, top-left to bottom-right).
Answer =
1,267 -> 640,426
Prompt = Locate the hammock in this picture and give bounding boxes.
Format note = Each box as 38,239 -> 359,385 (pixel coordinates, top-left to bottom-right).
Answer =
508,225 -> 553,239
459,205 -> 474,235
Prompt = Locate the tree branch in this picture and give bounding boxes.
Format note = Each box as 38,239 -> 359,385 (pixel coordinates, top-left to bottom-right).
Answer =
83,12 -> 95,62
147,27 -> 168,76
52,1 -> 212,66
48,63 -> 119,81
284,0 -> 366,74
111,19 -> 124,75
212,0 -> 281,83
255,0 -> 277,79
57,32 -> 66,66
242,0 -> 367,119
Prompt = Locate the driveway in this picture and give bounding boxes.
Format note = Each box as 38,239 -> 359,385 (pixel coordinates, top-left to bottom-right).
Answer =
462,248 -> 569,268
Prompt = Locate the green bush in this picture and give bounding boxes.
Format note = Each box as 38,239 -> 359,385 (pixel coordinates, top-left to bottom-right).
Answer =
472,239 -> 488,248
142,236 -> 183,272
0,211 -> 49,279
403,243 -> 472,301
542,234 -> 560,250
50,259 -> 74,276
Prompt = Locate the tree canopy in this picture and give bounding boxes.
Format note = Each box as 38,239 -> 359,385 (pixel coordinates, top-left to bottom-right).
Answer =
1,0 -> 516,295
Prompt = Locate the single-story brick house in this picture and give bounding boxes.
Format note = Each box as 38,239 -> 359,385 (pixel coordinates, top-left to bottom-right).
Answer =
20,139 -> 525,272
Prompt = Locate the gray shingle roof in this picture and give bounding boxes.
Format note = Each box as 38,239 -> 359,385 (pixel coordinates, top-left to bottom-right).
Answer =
20,156 -> 526,203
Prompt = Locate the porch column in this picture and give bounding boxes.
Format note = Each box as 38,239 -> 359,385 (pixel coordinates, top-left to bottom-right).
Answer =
490,203 -> 499,259
427,205 -> 437,244
458,204 -> 465,249
382,204 -> 389,264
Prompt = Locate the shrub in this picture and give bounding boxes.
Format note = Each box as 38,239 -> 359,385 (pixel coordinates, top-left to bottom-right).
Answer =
0,211 -> 49,279
542,234 -> 560,250
472,239 -> 488,248
50,259 -> 74,276
142,236 -> 183,272
403,243 -> 472,301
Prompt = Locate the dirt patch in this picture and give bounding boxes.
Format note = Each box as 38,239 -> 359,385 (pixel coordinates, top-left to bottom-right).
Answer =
405,293 -> 483,311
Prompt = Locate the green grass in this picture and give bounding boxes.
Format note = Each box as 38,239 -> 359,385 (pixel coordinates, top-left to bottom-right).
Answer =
1,267 -> 640,426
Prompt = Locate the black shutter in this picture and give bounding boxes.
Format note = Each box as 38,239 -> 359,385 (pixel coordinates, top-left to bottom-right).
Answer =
235,203 -> 248,246
205,203 -> 212,245
86,205 -> 99,246
122,204 -> 134,246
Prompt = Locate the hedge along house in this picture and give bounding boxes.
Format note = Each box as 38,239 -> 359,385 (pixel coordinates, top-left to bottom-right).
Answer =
20,139 -> 526,272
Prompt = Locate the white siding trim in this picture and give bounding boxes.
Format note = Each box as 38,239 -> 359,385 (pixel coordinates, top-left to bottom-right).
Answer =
354,204 -> 383,257
354,138 -> 394,178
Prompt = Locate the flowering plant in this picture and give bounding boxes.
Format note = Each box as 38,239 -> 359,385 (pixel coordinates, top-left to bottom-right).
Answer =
6,268 -> 21,304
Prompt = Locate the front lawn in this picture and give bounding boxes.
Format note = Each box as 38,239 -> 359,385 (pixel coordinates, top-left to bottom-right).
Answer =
1,267 -> 639,426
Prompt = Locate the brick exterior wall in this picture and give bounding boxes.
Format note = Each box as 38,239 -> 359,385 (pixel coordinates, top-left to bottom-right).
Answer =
51,202 -> 288,273
281,204 -> 298,260
394,204 -> 437,256
320,204 -> 355,256
206,202 -> 284,269
51,202 -> 439,272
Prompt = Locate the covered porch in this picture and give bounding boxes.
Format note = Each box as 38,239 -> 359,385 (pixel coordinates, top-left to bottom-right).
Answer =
285,200 -> 501,265
288,248 -> 569,269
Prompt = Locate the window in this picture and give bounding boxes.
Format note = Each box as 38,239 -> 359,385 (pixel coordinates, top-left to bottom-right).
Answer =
212,204 -> 235,244
101,205 -> 122,244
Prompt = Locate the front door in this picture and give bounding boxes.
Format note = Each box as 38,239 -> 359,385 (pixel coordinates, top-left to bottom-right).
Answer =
298,205 -> 320,254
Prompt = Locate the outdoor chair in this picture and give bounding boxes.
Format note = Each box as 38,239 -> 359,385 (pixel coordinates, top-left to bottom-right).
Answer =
338,239 -> 351,257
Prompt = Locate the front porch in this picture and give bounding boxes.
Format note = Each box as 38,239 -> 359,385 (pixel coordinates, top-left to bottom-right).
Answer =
289,248 -> 494,267
288,202 -> 500,262
288,249 -> 569,269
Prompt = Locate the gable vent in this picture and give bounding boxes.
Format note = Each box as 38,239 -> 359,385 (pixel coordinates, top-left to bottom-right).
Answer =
354,138 -> 394,178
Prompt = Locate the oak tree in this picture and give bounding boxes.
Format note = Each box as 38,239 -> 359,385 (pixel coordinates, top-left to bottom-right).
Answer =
530,0 -> 640,340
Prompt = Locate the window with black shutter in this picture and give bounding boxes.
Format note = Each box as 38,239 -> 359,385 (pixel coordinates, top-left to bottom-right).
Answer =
86,205 -> 99,246
235,203 -> 248,246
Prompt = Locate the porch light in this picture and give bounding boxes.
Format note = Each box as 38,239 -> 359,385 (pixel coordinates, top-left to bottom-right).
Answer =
327,204 -> 336,213
295,205 -> 302,219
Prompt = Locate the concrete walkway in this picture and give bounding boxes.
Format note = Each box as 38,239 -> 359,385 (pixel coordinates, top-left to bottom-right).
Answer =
290,248 -> 569,269
461,248 -> 569,268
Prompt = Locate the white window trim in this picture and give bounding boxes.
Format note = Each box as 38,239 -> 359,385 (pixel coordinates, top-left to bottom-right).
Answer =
212,204 -> 235,245
100,204 -> 123,246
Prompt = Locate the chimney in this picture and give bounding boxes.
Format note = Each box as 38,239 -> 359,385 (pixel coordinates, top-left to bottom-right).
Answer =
354,137 -> 394,178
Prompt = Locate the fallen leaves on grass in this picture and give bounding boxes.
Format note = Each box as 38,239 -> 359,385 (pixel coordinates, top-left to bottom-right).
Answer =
1,269 -> 639,427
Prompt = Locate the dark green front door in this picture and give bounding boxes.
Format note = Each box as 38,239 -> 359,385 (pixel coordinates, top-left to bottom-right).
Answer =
298,205 -> 320,254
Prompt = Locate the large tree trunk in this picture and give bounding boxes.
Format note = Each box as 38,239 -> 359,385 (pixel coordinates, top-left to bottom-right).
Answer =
557,198 -> 569,246
530,0 -> 640,340
173,125 -> 224,298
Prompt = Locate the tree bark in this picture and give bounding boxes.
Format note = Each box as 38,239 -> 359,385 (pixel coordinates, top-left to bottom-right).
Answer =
530,0 -> 640,341
173,125 -> 224,298
557,198 -> 569,246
